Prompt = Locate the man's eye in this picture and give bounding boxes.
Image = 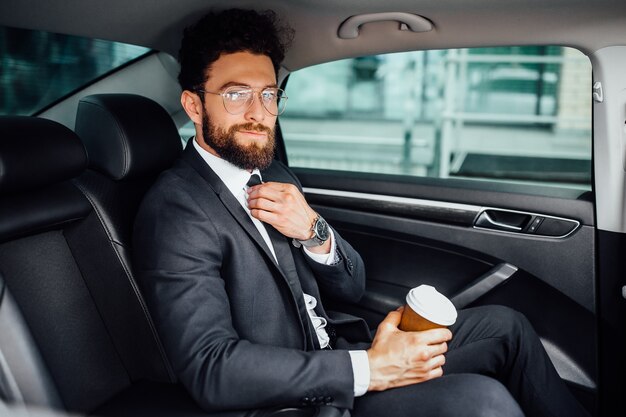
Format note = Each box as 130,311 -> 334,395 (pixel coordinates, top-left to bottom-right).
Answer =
261,91 -> 277,101
225,91 -> 250,101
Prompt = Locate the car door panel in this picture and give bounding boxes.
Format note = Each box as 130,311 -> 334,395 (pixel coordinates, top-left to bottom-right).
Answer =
295,167 -> 597,409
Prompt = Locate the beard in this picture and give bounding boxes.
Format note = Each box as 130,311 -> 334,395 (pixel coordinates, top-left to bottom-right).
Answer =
201,111 -> 276,171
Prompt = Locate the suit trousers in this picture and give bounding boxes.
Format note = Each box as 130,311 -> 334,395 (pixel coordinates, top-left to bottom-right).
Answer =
352,305 -> 590,417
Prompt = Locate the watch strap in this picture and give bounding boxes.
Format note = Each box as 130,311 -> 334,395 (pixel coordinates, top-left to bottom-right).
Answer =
292,214 -> 328,247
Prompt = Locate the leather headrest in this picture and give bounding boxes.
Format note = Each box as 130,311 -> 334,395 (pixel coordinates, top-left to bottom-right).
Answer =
0,116 -> 87,195
75,94 -> 182,181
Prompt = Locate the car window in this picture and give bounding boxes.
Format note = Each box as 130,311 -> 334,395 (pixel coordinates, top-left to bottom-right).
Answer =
0,26 -> 150,116
281,46 -> 592,189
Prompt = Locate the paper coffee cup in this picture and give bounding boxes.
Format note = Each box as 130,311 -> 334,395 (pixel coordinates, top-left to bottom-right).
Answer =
399,285 -> 457,331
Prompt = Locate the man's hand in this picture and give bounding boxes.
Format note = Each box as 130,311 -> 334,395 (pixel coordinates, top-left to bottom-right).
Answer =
247,182 -> 330,253
367,307 -> 452,392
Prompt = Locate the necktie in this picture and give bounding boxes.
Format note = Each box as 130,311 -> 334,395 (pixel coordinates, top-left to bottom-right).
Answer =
246,173 -> 320,350
246,173 -> 298,278
246,173 -> 262,188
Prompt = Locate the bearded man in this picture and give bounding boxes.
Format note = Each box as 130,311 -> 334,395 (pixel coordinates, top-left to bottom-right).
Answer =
133,8 -> 590,417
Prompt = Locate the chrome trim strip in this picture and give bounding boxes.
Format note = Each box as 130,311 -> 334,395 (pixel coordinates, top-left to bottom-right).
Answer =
303,187 -> 481,213
304,187 -> 581,239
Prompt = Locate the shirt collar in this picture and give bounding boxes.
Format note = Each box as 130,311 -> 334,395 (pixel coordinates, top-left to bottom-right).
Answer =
192,138 -> 261,196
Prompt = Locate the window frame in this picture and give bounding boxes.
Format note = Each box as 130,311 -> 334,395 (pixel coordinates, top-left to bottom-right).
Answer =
277,46 -> 593,192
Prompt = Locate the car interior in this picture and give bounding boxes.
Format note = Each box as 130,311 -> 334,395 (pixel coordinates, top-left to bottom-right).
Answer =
1,0 -> 626,416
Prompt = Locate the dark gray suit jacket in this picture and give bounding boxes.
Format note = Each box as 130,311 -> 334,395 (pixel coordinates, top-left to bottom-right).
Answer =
133,143 -> 371,412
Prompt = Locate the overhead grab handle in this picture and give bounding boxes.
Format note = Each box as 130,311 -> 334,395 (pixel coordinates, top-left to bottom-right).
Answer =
338,12 -> 433,39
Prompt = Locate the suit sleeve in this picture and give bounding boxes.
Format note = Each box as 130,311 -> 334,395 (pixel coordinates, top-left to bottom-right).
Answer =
303,227 -> 366,303
133,175 -> 357,412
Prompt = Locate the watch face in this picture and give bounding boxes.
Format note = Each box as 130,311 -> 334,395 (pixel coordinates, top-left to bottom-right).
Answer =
315,217 -> 330,241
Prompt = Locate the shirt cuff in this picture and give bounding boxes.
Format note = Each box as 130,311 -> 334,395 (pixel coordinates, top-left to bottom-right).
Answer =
303,228 -> 338,265
348,350 -> 370,397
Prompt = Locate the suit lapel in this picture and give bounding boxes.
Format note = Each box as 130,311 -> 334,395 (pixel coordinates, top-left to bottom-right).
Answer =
182,143 -> 317,350
265,224 -> 319,350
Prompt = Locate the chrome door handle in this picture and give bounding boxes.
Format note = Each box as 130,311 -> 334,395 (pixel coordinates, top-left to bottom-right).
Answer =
474,209 -> 530,232
481,212 -> 523,231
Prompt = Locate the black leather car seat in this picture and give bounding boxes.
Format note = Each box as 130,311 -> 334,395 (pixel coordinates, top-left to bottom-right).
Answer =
0,110 -> 347,417
0,116 -> 174,413
0,271 -> 63,408
0,116 -> 118,412
73,93 -> 182,383
74,93 -> 183,258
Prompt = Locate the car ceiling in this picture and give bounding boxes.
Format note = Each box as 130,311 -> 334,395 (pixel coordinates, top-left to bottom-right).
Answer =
2,0 -> 626,71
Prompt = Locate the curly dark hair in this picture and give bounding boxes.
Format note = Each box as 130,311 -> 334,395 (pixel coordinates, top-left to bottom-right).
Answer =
177,9 -> 294,92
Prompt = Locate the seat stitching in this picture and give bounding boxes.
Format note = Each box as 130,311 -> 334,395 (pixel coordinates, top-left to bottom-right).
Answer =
73,180 -> 176,381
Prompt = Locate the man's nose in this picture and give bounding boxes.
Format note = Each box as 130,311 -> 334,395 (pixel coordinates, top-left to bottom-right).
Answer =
244,93 -> 265,123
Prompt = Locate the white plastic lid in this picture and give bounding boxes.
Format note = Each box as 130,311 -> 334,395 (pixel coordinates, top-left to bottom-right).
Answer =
406,285 -> 457,326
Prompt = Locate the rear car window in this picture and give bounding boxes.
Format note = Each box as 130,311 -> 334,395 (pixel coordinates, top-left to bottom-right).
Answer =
281,46 -> 592,188
0,26 -> 149,116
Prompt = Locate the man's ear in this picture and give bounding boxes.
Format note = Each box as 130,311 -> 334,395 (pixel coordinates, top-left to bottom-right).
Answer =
181,90 -> 203,125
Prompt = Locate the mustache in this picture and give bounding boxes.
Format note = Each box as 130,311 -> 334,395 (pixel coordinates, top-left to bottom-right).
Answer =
231,122 -> 273,134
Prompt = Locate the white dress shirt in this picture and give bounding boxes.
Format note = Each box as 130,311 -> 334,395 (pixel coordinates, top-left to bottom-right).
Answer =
192,139 -> 369,396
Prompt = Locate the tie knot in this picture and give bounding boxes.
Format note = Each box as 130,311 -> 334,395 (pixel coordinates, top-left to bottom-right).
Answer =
247,174 -> 262,187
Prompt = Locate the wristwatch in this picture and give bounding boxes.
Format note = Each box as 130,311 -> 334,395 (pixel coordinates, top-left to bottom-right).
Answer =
293,214 -> 330,248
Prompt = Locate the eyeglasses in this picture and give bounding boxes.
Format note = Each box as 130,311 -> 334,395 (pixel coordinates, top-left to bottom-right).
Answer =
196,85 -> 288,116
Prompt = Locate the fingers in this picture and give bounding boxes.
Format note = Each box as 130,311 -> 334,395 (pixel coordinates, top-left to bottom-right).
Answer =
408,342 -> 447,365
405,354 -> 445,379
390,358 -> 446,389
246,184 -> 296,216
246,182 -> 316,239
248,207 -> 279,225
247,182 -> 300,203
428,366 -> 444,380
368,317 -> 451,393
430,341 -> 448,356
422,353 -> 446,370
367,326 -> 448,392
378,309 -> 403,331
429,353 -> 446,369
247,196 -> 279,213
414,328 -> 453,345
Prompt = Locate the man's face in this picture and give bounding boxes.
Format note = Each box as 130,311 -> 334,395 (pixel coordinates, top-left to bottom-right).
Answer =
198,52 -> 278,171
